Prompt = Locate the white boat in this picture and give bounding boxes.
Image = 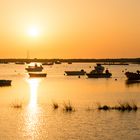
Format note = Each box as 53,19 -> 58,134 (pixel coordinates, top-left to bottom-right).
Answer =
55,60 -> 61,64
25,63 -> 43,72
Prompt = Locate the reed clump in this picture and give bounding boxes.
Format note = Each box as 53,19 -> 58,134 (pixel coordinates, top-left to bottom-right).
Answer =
11,100 -> 22,109
52,102 -> 59,110
97,104 -> 111,111
86,106 -> 94,111
63,101 -> 75,112
97,102 -> 138,111
113,102 -> 138,111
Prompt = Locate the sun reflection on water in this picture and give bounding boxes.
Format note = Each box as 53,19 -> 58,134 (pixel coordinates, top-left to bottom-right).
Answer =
24,78 -> 42,138
27,78 -> 41,108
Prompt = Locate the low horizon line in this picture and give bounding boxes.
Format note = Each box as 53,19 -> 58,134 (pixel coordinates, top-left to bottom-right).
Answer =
0,57 -> 140,59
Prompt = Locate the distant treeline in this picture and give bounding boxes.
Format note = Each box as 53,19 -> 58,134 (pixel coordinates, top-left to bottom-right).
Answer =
0,58 -> 140,63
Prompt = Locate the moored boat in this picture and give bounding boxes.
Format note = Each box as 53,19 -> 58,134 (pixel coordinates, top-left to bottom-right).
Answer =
86,63 -> 112,78
68,62 -> 72,64
28,72 -> 47,78
65,69 -> 86,76
86,73 -> 112,78
125,71 -> 140,80
25,63 -> 43,72
42,62 -> 54,65
15,62 -> 25,65
55,60 -> 61,64
0,80 -> 12,86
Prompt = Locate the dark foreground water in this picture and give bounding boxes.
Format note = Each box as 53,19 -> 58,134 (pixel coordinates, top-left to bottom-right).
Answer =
0,63 -> 140,140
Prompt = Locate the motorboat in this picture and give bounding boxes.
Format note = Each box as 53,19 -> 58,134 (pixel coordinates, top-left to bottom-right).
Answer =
28,72 -> 47,78
25,63 -> 43,72
65,69 -> 86,76
125,71 -> 140,80
86,64 -> 112,78
0,80 -> 12,86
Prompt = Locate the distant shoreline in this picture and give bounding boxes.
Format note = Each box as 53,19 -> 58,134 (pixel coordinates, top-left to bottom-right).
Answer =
0,58 -> 140,63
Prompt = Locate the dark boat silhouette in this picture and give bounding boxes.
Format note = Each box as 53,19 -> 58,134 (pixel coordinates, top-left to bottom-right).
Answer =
125,71 -> 140,80
28,72 -> 47,78
25,63 -> 43,72
65,69 -> 86,76
86,73 -> 112,78
68,62 -> 72,64
0,80 -> 12,86
86,64 -> 112,78
15,62 -> 25,65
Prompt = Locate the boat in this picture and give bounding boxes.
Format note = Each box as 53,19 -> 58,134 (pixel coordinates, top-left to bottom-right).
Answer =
86,64 -> 112,78
68,62 -> 72,64
42,62 -> 54,65
65,69 -> 86,76
125,71 -> 140,80
15,62 -> 25,65
86,72 -> 112,78
25,63 -> 43,72
0,80 -> 12,86
55,60 -> 61,64
28,72 -> 47,78
125,80 -> 140,85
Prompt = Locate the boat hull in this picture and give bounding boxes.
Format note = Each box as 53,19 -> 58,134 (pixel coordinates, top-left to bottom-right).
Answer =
42,62 -> 54,66
28,73 -> 47,78
0,80 -> 12,86
125,72 -> 140,80
26,67 -> 43,72
86,73 -> 112,78
65,71 -> 86,76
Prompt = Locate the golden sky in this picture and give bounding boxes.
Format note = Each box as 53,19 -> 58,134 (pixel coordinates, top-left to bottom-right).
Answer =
0,0 -> 140,58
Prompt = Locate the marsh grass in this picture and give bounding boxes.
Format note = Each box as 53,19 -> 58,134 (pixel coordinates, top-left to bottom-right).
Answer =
52,102 -> 59,110
96,102 -> 110,111
86,106 -> 93,111
85,104 -> 95,111
114,101 -> 138,111
97,101 -> 138,111
11,100 -> 22,109
63,101 -> 75,112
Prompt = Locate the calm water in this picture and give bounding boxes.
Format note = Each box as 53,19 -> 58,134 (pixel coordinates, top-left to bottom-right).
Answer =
0,63 -> 140,140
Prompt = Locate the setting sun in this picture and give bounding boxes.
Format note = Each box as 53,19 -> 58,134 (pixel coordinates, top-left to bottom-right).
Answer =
27,26 -> 40,37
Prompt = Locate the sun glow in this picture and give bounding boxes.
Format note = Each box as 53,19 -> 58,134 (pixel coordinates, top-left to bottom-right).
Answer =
27,26 -> 40,37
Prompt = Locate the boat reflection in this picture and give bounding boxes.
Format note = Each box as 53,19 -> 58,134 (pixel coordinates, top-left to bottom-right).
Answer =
125,80 -> 140,87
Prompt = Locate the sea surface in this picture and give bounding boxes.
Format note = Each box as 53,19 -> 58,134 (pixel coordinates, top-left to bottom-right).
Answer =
0,63 -> 140,140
